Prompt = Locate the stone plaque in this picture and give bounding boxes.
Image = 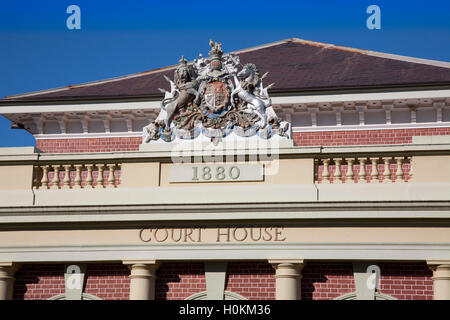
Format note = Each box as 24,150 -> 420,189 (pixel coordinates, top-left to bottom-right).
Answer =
169,163 -> 263,183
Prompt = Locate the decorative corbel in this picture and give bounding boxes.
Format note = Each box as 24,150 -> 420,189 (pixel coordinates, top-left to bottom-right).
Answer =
125,114 -> 135,133
101,115 -> 112,134
356,104 -> 366,125
56,115 -> 67,134
383,104 -> 393,125
32,115 -> 45,135
308,106 -> 318,127
333,105 -> 344,126
408,104 -> 417,123
434,101 -> 445,122
81,115 -> 90,134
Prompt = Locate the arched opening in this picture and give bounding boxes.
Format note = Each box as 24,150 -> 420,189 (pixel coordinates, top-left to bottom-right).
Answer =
185,291 -> 247,300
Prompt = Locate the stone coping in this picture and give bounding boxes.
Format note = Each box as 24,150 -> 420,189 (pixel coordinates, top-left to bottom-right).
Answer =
1,143 -> 450,163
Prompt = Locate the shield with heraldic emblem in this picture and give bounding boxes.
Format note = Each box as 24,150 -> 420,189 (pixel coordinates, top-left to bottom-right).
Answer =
203,81 -> 229,113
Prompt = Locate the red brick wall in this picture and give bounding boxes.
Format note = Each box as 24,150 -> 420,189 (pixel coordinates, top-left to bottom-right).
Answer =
301,262 -> 356,300
378,262 -> 433,300
155,261 -> 275,300
35,128 -> 450,153
293,127 -> 450,146
14,264 -> 65,300
36,137 -> 141,153
155,262 -> 206,300
225,261 -> 275,300
12,262 -> 434,300
13,263 -> 129,300
301,262 -> 433,300
83,263 -> 129,300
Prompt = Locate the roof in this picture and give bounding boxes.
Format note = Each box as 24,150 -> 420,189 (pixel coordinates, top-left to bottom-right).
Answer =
4,38 -> 450,102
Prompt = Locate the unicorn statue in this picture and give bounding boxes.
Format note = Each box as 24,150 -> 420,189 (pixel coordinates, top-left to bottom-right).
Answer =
231,63 -> 276,129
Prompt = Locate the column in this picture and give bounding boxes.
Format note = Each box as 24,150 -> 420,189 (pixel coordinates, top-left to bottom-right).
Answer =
269,259 -> 305,300
123,260 -> 160,300
0,262 -> 19,300
428,260 -> 450,300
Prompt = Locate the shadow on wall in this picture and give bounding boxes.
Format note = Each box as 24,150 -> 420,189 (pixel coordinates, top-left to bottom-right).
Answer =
13,264 -> 65,300
13,263 -> 130,300
155,262 -> 206,300
225,261 -> 275,300
301,262 -> 355,300
301,262 -> 433,300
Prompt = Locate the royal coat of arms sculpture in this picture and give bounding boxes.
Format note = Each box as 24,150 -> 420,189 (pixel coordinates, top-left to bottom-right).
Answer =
142,40 -> 291,143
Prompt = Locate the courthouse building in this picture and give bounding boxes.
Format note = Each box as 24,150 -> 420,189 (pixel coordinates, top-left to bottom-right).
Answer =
1,38 -> 450,300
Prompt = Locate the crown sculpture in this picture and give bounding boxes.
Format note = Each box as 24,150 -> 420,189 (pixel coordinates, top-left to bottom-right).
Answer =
142,40 -> 291,144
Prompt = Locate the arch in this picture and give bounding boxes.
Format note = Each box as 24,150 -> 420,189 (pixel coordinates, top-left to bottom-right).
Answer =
48,293 -> 102,300
335,292 -> 396,300
185,290 -> 247,300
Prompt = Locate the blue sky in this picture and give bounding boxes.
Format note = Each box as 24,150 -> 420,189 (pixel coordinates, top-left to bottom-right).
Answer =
1,0 -> 450,147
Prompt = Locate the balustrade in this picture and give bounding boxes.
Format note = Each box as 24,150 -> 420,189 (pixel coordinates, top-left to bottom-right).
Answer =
316,156 -> 411,183
33,163 -> 121,189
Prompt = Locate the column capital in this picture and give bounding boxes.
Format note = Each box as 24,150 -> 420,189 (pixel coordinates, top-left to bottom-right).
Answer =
427,260 -> 450,271
0,262 -> 20,300
123,260 -> 161,276
269,259 -> 305,271
123,260 -> 161,300
427,260 -> 450,266
427,260 -> 450,300
268,259 -> 305,265
269,259 -> 305,300
122,260 -> 160,266
0,262 -> 21,273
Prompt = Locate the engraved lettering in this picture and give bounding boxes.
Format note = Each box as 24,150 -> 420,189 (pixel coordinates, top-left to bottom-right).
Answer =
229,166 -> 240,179
274,227 -> 286,241
217,228 -> 231,242
154,228 -> 169,242
197,228 -> 203,242
171,228 -> 183,242
262,227 -> 273,241
184,228 -> 196,242
250,227 -> 262,241
232,228 -> 248,242
139,228 -> 152,242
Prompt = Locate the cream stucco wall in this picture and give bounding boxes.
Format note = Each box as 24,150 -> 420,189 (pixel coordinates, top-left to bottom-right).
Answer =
159,159 -> 313,186
1,227 -> 449,247
0,165 -> 33,190
120,162 -> 160,187
412,156 -> 450,182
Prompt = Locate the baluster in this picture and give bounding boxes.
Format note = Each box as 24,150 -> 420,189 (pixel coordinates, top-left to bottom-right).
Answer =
97,164 -> 105,188
41,165 -> 49,189
116,164 -> 121,185
63,165 -> 71,189
359,158 -> 366,183
407,157 -> 413,181
33,166 -> 40,189
73,165 -> 82,189
346,158 -> 354,183
107,164 -> 116,188
334,159 -> 342,183
322,159 -> 330,183
85,164 -> 94,189
371,158 -> 379,183
383,158 -> 391,183
396,157 -> 404,182
51,165 -> 60,189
